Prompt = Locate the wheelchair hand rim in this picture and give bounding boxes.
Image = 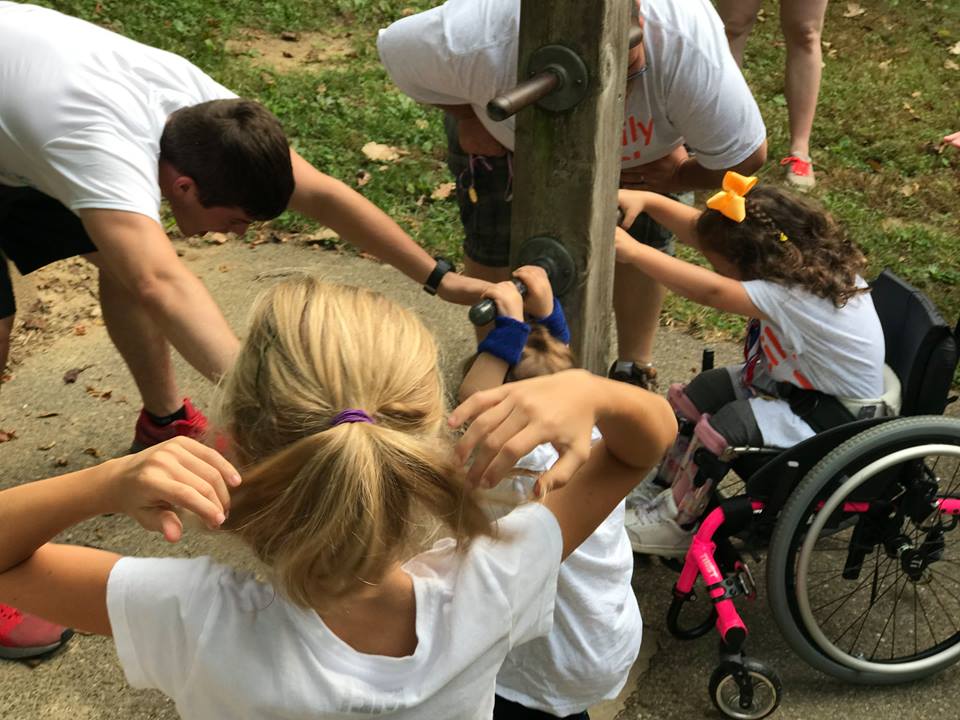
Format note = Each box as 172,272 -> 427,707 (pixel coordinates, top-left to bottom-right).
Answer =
796,443 -> 960,675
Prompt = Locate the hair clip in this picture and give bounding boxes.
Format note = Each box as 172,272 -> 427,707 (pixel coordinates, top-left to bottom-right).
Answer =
706,171 -> 759,223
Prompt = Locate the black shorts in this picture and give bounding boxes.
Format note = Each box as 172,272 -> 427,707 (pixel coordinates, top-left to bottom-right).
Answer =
445,115 -> 679,268
0,186 -> 96,317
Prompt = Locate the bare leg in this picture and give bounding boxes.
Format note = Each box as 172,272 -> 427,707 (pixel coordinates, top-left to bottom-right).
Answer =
613,262 -> 665,367
780,0 -> 829,159
463,256 -> 512,342
89,256 -> 181,416
715,0 -> 764,65
0,314 -> 12,376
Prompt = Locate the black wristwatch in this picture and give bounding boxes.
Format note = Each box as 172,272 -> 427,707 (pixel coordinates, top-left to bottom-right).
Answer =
423,257 -> 453,296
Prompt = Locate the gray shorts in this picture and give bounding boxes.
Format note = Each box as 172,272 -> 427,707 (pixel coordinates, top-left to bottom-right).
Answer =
684,366 -> 764,447
445,115 -> 679,268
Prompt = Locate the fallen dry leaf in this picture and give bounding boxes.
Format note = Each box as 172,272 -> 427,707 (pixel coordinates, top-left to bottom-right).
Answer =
63,365 -> 91,384
361,142 -> 403,163
900,183 -> 919,197
0,429 -> 16,443
946,59 -> 959,71
205,232 -> 229,245
949,40 -> 960,55
843,2 -> 866,18
83,447 -> 102,458
431,182 -> 457,201
878,59 -> 892,71
280,30 -> 299,42
1,373 -> 12,384
36,412 -> 59,418
356,169 -> 373,187
902,102 -> 921,120
85,385 -> 112,400
37,441 -> 56,451
74,324 -> 87,335
302,228 -> 340,246
22,316 -> 47,331
54,457 -> 68,467
218,264 -> 230,273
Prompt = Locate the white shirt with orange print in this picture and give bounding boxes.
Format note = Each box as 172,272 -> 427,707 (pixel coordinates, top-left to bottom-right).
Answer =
740,278 -> 885,448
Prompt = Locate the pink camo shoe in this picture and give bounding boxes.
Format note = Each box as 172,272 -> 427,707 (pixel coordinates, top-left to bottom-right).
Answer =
0,604 -> 73,660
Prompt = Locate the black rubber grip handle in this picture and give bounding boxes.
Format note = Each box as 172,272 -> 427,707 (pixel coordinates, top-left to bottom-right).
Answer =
469,279 -> 528,326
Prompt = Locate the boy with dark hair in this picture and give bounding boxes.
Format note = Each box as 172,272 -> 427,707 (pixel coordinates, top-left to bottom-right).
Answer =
0,1 -> 485,658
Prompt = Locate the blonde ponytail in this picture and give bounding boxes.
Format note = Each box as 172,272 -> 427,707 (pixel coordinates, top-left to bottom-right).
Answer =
218,277 -> 490,608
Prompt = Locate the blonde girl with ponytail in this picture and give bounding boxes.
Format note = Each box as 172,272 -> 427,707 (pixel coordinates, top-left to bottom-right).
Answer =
0,276 -> 675,719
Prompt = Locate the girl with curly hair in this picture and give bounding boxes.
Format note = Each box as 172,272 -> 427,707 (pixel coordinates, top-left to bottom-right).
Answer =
615,173 -> 888,557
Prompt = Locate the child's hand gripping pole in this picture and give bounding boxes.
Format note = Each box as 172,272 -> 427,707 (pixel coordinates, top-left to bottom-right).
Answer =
470,257 -> 563,326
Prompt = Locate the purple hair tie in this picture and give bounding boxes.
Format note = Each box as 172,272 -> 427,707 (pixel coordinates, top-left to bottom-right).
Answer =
330,409 -> 375,427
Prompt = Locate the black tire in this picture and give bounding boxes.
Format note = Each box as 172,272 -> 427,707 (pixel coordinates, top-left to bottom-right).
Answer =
708,658 -> 782,720
767,416 -> 960,684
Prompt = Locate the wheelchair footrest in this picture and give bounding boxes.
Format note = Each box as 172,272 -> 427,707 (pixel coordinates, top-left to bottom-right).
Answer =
706,564 -> 757,604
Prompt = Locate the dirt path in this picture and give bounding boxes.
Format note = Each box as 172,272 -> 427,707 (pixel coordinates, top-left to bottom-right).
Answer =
2,243 -> 958,719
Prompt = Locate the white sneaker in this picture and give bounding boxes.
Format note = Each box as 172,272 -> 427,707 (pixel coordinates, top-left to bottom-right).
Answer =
626,468 -> 668,510
625,489 -> 693,557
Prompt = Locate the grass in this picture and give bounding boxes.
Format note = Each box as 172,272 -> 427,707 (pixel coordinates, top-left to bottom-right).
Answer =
43,0 -> 960,337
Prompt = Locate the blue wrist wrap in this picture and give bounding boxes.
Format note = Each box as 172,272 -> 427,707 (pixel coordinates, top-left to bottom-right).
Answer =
533,299 -> 571,344
477,316 -> 530,366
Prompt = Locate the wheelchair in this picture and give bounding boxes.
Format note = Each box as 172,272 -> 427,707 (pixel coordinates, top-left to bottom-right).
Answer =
657,270 -> 960,719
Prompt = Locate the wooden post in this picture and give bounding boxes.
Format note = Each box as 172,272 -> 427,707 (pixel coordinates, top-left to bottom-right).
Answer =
510,1 -> 630,375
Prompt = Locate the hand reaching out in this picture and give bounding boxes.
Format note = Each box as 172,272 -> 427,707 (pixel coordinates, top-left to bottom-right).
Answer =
617,188 -> 653,230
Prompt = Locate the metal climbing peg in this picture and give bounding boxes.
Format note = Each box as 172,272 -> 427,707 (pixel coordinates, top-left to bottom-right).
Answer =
486,26 -> 644,122
468,236 -> 576,326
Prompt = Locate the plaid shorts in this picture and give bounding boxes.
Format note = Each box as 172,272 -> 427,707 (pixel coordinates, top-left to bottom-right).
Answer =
445,115 -> 680,268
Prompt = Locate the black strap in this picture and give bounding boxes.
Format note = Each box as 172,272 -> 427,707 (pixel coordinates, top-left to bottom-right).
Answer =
776,382 -> 856,433
422,257 -> 453,296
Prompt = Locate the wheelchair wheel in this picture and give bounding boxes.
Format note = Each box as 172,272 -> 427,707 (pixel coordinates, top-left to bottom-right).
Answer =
708,658 -> 782,720
767,416 -> 960,684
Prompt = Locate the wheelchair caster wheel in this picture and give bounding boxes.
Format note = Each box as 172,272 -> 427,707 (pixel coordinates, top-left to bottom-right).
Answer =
708,658 -> 782,720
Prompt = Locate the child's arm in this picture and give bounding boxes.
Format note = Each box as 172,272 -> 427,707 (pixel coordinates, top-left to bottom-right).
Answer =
615,227 -> 767,320
618,189 -> 703,249
458,281 -> 527,402
0,438 -> 239,635
450,371 -> 677,559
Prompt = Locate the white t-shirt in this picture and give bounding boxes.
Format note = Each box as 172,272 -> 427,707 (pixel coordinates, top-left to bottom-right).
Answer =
482,432 -> 642,715
107,503 -> 562,720
741,278 -> 885,448
0,2 -> 236,224
378,0 -> 765,169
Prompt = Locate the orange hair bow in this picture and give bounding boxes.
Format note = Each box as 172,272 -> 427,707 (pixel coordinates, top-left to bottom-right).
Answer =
706,172 -> 759,223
